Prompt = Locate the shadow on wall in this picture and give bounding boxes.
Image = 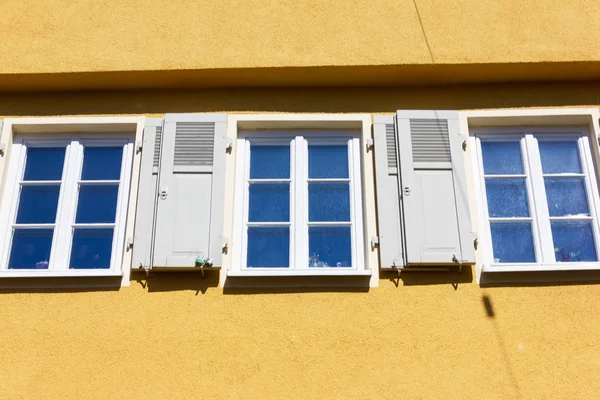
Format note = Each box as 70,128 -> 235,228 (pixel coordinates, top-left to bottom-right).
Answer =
131,270 -> 220,295
380,265 -> 473,289
1,81 -> 600,116
481,294 -> 522,398
0,276 -> 122,293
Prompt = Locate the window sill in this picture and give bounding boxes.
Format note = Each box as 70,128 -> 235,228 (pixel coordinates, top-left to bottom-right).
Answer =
0,269 -> 122,278
483,263 -> 600,273
227,269 -> 372,278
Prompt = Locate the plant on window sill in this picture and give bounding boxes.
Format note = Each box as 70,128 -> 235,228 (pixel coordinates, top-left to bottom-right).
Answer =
555,248 -> 581,262
195,256 -> 213,268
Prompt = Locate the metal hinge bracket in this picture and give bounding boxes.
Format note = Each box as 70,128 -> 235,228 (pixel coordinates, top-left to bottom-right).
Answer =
462,140 -> 467,151
366,138 -> 374,152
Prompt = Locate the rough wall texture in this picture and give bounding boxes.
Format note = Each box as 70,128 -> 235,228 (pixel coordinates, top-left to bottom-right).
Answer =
0,0 -> 599,74
1,271 -> 600,399
0,86 -> 599,398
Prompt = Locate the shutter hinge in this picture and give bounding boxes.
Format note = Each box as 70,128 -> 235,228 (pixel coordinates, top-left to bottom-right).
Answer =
452,254 -> 463,273
136,141 -> 143,154
366,139 -> 374,152
473,237 -> 479,250
222,237 -> 229,253
462,140 -> 467,151
226,138 -> 233,153
597,136 -> 600,147
126,236 -> 134,250
370,236 -> 379,251
0,143 -> 5,157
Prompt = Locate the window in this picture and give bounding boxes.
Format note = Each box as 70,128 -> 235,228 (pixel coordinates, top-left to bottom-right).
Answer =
473,128 -> 600,271
233,131 -> 366,275
0,136 -> 134,276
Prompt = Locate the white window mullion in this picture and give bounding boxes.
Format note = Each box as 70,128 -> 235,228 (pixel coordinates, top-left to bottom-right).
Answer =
294,136 -> 306,270
51,140 -> 81,271
0,142 -> 26,270
579,135 -> 600,261
350,137 -> 364,271
524,134 -> 554,264
110,141 -> 132,272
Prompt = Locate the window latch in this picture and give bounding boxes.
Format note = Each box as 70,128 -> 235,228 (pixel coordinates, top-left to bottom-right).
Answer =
159,187 -> 168,200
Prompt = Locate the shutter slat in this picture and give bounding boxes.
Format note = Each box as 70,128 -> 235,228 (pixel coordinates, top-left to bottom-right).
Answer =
174,122 -> 215,167
152,126 -> 162,168
409,119 -> 451,164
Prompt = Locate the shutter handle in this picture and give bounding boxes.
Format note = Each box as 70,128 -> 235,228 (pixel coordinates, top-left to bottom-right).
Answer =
159,187 -> 168,200
403,186 -> 411,196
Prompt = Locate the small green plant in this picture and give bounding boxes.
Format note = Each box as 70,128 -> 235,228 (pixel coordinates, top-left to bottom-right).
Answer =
195,256 -> 214,267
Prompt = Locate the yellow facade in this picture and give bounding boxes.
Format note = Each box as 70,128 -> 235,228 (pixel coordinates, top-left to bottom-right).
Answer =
0,86 -> 599,398
1,1 -> 600,398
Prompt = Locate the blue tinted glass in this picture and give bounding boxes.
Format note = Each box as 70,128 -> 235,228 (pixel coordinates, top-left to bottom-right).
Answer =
552,221 -> 597,262
481,141 -> 523,175
23,147 -> 65,181
485,179 -> 529,217
308,145 -> 349,179
490,222 -> 536,263
250,145 -> 290,179
544,178 -> 589,217
248,183 -> 289,222
81,147 -> 123,180
8,229 -> 53,269
247,227 -> 289,268
75,185 -> 119,223
16,185 -> 60,224
309,183 -> 350,222
539,140 -> 582,174
69,229 -> 114,269
309,227 -> 352,268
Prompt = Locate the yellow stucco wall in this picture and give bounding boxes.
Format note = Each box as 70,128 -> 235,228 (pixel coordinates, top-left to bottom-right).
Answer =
1,0 -> 600,74
0,271 -> 599,399
0,85 -> 600,398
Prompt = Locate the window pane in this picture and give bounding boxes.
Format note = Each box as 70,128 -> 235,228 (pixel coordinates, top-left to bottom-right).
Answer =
69,229 -> 114,269
250,145 -> 290,179
248,183 -> 289,222
490,222 -> 536,263
481,141 -> 524,175
81,147 -> 123,180
309,227 -> 352,268
15,185 -> 60,224
8,229 -> 53,269
552,221 -> 597,262
308,145 -> 349,179
544,177 -> 589,217
485,179 -> 529,217
539,140 -> 582,174
75,185 -> 119,223
23,147 -> 65,181
247,227 -> 289,268
309,182 -> 350,222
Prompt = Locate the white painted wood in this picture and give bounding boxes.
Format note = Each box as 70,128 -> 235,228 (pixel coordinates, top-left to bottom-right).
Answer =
227,269 -> 372,277
233,131 -> 364,274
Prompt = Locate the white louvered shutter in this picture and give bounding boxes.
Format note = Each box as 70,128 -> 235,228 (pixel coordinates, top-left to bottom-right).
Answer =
152,114 -> 227,267
373,116 -> 405,268
396,110 -> 474,265
131,118 -> 163,269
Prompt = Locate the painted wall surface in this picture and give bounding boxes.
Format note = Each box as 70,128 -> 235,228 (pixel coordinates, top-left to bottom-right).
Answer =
0,0 -> 599,74
1,86 -> 600,398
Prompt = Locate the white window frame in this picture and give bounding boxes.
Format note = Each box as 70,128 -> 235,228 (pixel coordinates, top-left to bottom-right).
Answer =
231,130 -> 367,276
469,124 -> 600,273
0,117 -> 144,282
